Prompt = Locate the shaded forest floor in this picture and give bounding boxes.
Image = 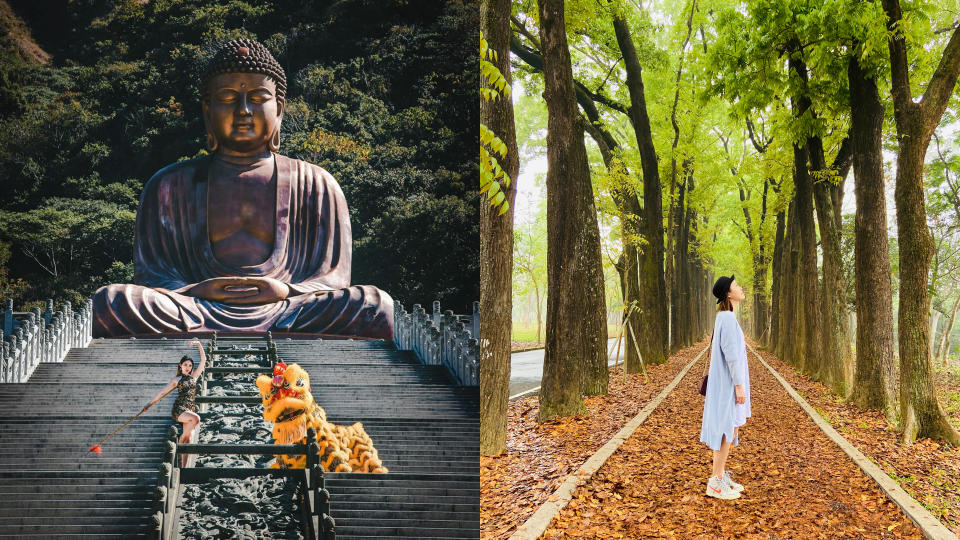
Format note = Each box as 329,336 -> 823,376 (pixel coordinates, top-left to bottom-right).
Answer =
482,336 -> 960,538
481,341 -> 705,538
756,346 -> 960,535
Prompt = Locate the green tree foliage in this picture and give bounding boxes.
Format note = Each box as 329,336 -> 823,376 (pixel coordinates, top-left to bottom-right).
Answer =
480,31 -> 511,215
512,195 -> 546,339
0,198 -> 135,305
0,0 -> 478,311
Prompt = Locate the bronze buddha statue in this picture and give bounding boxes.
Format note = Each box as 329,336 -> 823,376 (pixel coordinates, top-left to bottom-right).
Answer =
92,38 -> 394,339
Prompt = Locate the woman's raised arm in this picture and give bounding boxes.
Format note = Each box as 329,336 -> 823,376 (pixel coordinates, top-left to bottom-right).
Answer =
187,340 -> 207,379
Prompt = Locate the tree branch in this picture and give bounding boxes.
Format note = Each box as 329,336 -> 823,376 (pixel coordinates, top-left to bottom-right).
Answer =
920,26 -> 960,133
746,117 -> 772,153
509,33 -> 630,116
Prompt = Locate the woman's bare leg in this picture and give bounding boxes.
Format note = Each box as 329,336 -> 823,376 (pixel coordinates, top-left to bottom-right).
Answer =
711,433 -> 732,478
177,412 -> 200,467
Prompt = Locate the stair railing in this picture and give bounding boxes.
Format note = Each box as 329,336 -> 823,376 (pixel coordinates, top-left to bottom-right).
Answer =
152,335 -> 334,539
393,300 -> 479,386
0,298 -> 93,383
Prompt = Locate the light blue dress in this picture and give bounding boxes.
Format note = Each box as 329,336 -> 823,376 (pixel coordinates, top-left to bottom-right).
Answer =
700,310 -> 751,450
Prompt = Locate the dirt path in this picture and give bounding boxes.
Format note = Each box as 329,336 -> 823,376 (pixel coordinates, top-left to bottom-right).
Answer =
541,344 -> 925,539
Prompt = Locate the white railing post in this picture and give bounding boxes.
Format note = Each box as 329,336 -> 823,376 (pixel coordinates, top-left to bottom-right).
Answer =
0,297 -> 95,382
392,299 -> 480,386
472,301 -> 480,342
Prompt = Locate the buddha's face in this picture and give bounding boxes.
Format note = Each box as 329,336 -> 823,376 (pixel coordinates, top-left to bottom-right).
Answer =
203,72 -> 283,155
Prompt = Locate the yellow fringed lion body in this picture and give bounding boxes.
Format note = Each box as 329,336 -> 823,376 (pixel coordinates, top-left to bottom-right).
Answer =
256,362 -> 388,473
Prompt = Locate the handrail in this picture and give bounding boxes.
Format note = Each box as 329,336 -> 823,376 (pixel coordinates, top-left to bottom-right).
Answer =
393,300 -> 479,386
1,298 -> 93,383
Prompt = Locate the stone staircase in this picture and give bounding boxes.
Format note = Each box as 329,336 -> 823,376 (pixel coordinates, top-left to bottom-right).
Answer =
0,338 -> 479,538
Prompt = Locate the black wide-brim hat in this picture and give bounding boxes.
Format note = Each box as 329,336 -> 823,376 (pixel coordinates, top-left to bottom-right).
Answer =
712,274 -> 735,304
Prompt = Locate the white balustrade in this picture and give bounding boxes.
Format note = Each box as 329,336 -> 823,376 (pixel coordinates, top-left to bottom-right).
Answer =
1,298 -> 93,383
393,300 -> 479,386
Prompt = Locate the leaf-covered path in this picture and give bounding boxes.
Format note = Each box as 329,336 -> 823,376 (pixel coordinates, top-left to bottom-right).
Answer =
540,342 -> 925,538
482,343 -> 703,538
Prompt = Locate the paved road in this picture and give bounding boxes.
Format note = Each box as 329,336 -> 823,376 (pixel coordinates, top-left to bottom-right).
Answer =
510,338 -> 622,397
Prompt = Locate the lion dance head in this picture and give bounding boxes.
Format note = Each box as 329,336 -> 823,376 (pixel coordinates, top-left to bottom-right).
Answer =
257,361 -> 387,473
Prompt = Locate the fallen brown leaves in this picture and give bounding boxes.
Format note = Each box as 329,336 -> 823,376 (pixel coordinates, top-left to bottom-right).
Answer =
755,345 -> 960,536
542,339 -> 923,539
481,342 -> 705,539
512,341 -> 545,352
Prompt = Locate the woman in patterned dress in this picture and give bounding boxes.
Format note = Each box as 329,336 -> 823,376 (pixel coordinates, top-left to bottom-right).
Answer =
143,340 -> 207,467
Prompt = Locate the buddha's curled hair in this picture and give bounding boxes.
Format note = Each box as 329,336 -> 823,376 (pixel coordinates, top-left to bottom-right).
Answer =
202,37 -> 287,100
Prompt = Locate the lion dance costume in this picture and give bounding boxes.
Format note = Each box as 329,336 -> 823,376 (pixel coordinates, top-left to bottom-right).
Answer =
256,361 -> 388,473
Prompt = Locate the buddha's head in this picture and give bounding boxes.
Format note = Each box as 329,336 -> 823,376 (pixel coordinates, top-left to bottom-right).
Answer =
201,38 -> 286,156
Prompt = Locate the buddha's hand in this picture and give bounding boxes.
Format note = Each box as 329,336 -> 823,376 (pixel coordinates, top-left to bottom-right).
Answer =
229,277 -> 290,305
185,277 -> 288,304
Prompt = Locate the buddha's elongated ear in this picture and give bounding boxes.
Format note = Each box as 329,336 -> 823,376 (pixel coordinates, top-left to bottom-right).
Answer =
201,99 -> 219,152
269,99 -> 284,152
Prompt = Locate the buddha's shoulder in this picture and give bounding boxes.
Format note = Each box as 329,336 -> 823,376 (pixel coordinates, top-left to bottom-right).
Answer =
276,155 -> 345,190
143,157 -> 208,192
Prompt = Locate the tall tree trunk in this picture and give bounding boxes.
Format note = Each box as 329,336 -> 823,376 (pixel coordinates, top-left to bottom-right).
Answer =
893,134 -> 959,444
787,49 -> 827,382
675,172 -> 692,348
681,177 -> 701,348
781,200 -> 802,367
750,255 -> 768,342
748,177 -> 772,344
846,53 -> 898,424
936,294 -> 960,365
533,278 -> 543,343
831,137 -> 854,372
578,93 -> 645,375
809,138 -> 848,395
929,309 -> 942,360
792,141 -> 821,375
479,0 -> 519,456
537,0 -> 608,422
510,26 -> 645,377
770,207 -> 786,351
667,2 -> 696,352
883,0 -> 960,445
612,16 -> 669,367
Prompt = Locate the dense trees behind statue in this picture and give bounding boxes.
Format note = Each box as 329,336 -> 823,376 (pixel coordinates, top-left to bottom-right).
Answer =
0,0 -> 479,312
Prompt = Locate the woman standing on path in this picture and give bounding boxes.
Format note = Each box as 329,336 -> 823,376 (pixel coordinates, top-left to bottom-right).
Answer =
143,340 -> 207,467
700,275 -> 751,500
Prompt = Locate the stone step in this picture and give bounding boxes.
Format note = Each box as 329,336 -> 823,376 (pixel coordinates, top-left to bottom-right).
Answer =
0,505 -> 152,516
0,534 -> 150,539
0,488 -> 153,498
0,524 -> 152,535
325,474 -> 478,489
334,494 -> 477,504
333,502 -> 478,514
2,338 -> 477,536
323,485 -> 477,497
333,524 -> 477,539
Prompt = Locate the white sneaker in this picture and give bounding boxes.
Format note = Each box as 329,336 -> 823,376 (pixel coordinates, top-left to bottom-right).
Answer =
705,475 -> 741,500
722,470 -> 743,492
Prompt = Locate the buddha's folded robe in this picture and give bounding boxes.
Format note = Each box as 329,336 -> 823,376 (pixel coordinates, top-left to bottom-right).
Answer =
92,154 -> 394,339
